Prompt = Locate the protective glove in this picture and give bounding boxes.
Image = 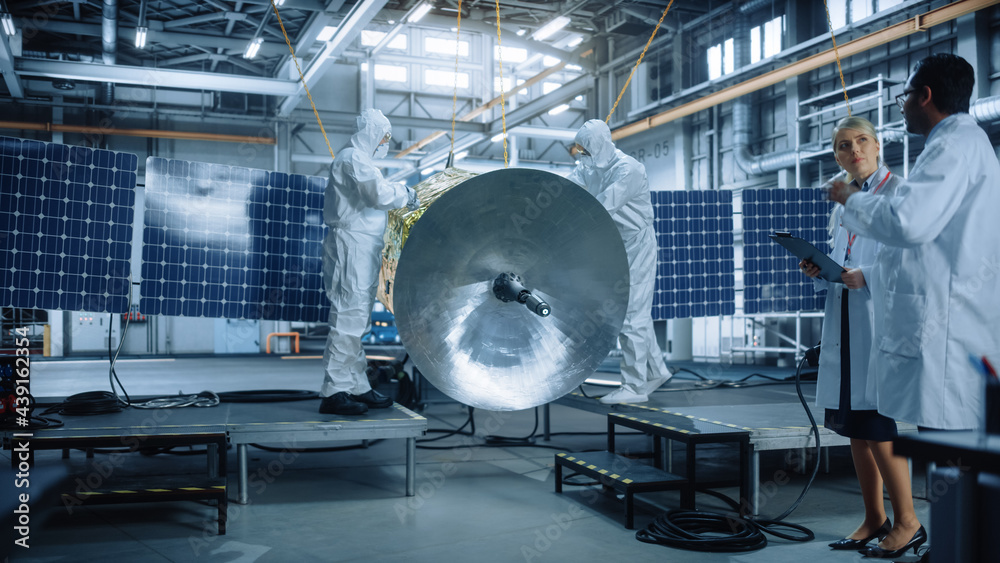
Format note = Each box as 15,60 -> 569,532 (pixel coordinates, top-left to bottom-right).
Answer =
406,187 -> 421,211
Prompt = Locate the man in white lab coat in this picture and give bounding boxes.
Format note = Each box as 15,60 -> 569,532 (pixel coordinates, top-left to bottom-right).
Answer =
828,54 -> 1000,431
319,109 -> 419,415
568,119 -> 671,404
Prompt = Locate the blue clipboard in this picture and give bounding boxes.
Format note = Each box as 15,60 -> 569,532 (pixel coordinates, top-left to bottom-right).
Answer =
769,231 -> 846,282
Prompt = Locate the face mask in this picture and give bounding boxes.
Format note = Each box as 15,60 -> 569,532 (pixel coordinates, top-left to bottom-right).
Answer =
578,154 -> 594,169
373,143 -> 388,159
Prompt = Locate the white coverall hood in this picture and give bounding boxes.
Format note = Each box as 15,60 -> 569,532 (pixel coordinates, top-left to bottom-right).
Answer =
353,108 -> 392,158
574,119 -> 617,170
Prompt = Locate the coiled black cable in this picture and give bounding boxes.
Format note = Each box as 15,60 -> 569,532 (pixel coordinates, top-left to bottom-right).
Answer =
46,391 -> 126,416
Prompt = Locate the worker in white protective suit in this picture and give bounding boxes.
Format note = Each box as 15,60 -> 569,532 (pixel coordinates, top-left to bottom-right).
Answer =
567,119 -> 671,404
319,109 -> 420,415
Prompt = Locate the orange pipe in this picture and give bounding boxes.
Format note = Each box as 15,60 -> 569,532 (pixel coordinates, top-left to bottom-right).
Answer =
265,332 -> 300,354
0,120 -> 276,145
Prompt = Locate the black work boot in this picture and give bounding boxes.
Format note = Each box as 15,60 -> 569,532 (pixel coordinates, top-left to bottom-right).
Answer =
351,389 -> 393,408
319,392 -> 368,415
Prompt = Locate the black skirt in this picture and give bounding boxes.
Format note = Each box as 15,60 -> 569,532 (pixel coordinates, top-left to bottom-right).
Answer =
824,288 -> 898,441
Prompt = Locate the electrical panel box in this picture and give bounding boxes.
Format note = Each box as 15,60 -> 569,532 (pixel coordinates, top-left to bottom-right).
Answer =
67,311 -> 121,354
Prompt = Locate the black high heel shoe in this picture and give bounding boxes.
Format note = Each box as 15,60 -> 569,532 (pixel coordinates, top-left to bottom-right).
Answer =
860,525 -> 927,558
829,518 -> 891,550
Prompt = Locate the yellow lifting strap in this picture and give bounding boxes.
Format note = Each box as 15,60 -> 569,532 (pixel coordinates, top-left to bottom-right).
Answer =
494,0 -> 509,168
823,0 -> 852,116
606,0 -> 675,124
269,0 -> 337,161
450,0 -> 464,159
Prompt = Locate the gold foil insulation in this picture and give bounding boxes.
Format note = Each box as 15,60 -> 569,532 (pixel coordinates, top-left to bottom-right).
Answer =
378,167 -> 478,312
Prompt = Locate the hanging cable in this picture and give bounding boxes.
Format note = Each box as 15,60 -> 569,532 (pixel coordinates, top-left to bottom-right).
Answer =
606,1 -> 675,124
823,0 -> 852,115
449,0 -> 464,163
494,0 -> 509,167
269,0 -> 337,160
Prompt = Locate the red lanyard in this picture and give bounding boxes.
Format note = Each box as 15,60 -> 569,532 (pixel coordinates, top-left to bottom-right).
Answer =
844,172 -> 890,261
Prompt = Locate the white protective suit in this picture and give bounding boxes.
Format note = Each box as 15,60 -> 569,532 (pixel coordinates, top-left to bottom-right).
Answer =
813,165 -> 901,411
567,120 -> 670,393
842,113 -> 1000,430
321,109 -> 414,397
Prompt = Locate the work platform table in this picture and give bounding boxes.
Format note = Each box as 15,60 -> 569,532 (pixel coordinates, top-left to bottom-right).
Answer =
554,392 -> 917,513
2,397 -> 426,532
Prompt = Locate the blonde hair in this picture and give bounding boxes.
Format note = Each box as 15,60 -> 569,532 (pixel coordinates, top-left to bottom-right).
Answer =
827,116 -> 880,240
831,116 -> 880,184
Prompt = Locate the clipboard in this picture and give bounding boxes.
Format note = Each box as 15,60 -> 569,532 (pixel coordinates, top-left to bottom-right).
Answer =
768,231 -> 846,282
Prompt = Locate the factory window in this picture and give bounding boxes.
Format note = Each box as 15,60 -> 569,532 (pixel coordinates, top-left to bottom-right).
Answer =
425,37 -> 470,57
826,0 -> 901,28
750,15 -> 784,63
374,64 -> 407,82
494,76 -> 528,96
426,69 -> 469,88
543,56 -> 561,67
360,30 -> 407,50
495,45 -> 528,64
707,38 -> 734,80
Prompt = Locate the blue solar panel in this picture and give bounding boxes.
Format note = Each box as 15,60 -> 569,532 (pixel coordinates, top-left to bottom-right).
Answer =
139,157 -> 329,321
742,188 -> 835,314
651,190 -> 736,319
0,136 -> 137,313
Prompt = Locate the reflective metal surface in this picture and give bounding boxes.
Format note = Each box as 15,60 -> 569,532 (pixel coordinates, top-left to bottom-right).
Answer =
393,168 -> 629,411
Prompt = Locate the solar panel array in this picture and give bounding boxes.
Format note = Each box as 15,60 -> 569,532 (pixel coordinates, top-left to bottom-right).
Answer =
139,157 -> 329,322
651,190 -> 736,319
741,188 -> 835,314
0,136 -> 137,314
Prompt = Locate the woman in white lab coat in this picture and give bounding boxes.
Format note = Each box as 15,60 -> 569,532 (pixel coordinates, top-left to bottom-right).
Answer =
799,117 -> 922,556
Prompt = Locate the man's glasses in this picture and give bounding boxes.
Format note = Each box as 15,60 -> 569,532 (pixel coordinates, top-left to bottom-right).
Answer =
895,88 -> 917,111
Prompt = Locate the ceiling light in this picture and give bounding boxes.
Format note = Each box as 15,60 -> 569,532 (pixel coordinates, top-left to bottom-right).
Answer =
516,29 -> 526,36
1,13 -> 15,37
422,167 -> 435,176
567,35 -> 583,47
491,133 -> 504,143
274,0 -> 286,5
547,104 -> 570,116
407,3 -> 433,24
317,25 -> 337,42
243,37 -> 263,59
454,150 -> 468,161
134,26 -> 148,49
533,16 -> 570,41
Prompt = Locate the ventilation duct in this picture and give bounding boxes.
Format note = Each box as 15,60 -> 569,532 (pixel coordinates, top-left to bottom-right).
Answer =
971,95 -> 1000,124
100,0 -> 117,105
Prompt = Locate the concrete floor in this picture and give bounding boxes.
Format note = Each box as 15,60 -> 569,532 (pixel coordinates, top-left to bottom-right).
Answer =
3,354 -> 931,562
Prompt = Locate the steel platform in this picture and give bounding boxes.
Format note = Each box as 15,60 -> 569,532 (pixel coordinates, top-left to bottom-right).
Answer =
2,398 -> 427,526
553,391 -> 918,513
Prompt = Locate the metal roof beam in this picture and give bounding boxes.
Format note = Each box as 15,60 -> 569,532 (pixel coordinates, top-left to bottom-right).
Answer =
16,58 -> 300,96
0,32 -> 23,98
22,19 -> 291,58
